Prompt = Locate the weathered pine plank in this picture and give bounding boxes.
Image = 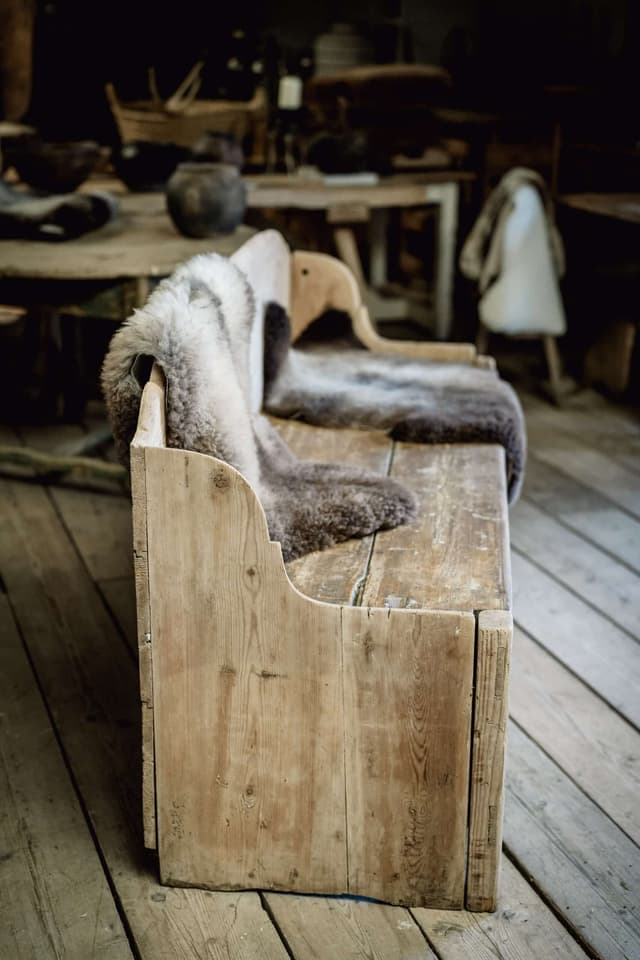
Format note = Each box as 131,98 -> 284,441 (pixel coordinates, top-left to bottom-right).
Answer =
145,447 -> 348,895
51,488 -> 133,583
523,390 -> 640,475
521,458 -> 640,573
511,498 -> 640,636
99,576 -> 138,656
0,594 -> 133,960
342,606 -> 476,908
528,440 -> 640,519
504,723 -> 640,960
512,552 -> 640,728
361,443 -> 510,612
413,856 -> 589,960
511,627 -> 640,844
466,610 -> 512,912
0,477 -> 290,960
277,418 -> 392,604
264,893 -> 437,959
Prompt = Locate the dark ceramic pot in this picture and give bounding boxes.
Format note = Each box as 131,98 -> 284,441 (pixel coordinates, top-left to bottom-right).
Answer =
112,141 -> 188,192
11,139 -> 100,193
166,162 -> 246,237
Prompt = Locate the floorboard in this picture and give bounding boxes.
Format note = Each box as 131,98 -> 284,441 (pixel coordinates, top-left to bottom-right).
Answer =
512,552 -> 640,728
504,725 -> 640,960
511,498 -> 640,637
413,856 -> 590,960
510,628 -> 640,845
521,457 -> 640,573
0,594 -> 133,960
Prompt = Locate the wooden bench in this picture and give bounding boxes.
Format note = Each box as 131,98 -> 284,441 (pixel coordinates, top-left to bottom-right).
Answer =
130,232 -> 512,912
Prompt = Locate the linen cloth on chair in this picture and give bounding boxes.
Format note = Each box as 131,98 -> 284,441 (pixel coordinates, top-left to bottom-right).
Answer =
459,167 -> 566,337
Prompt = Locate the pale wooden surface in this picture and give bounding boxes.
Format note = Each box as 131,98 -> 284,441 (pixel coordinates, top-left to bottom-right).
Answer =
466,610 -> 512,912
342,606 -> 475,907
284,425 -> 510,614
129,367 -> 167,849
1,385 -> 639,958
289,248 -> 479,362
278,418 -> 511,614
245,171 -> 474,210
265,894 -> 438,959
143,440 -> 477,907
146,446 -> 348,895
0,190 -> 254,280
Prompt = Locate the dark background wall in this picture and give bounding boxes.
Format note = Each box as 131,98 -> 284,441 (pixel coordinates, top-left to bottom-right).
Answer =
23,0 -> 639,142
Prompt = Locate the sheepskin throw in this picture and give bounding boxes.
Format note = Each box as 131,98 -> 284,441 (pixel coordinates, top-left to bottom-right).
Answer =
263,306 -> 526,503
101,253 -> 416,561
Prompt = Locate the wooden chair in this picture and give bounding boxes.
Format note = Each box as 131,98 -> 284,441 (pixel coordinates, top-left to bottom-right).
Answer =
130,231 -> 512,911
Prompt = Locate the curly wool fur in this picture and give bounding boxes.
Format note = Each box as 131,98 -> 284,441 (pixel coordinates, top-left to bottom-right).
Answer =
263,304 -> 526,502
101,253 -> 416,561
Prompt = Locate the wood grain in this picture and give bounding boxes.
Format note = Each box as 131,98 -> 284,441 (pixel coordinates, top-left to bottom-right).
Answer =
521,457 -> 640,573
512,552 -> 640,728
466,610 -> 512,912
524,390 -> 640,476
510,627 -> 640,844
265,893 -> 437,959
342,606 -> 476,908
146,447 -> 347,894
413,856 -> 589,960
511,498 -> 640,636
504,724 -> 640,960
51,488 -> 133,583
361,443 -> 511,613
0,595 -> 132,960
528,434 -> 640,519
99,576 -> 137,654
277,418 -> 392,604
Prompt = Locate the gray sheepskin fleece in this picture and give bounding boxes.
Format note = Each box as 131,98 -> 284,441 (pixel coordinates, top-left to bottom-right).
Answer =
263,304 -> 526,503
101,252 -> 416,561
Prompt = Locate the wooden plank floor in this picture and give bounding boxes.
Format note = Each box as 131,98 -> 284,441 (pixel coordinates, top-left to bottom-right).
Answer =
1,386 -> 639,959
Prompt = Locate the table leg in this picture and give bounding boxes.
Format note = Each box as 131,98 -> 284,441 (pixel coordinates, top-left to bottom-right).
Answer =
333,227 -> 368,293
369,209 -> 389,288
431,182 -> 459,340
135,276 -> 151,308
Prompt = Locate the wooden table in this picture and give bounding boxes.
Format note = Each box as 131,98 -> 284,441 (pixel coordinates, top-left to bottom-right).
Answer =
0,190 -> 254,311
0,190 -> 254,419
244,171 -> 475,339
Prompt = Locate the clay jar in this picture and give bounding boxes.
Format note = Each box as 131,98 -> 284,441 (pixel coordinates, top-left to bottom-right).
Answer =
166,162 -> 246,238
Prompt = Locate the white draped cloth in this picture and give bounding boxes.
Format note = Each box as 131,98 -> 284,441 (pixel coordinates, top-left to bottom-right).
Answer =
460,168 -> 567,336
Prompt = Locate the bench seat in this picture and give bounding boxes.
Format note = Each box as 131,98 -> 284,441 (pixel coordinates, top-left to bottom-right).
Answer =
130,231 -> 513,913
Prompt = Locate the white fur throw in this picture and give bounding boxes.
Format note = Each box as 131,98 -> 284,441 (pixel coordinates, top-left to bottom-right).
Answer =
101,253 -> 416,561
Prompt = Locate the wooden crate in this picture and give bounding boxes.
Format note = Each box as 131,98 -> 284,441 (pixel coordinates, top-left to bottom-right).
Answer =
130,234 -> 512,911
